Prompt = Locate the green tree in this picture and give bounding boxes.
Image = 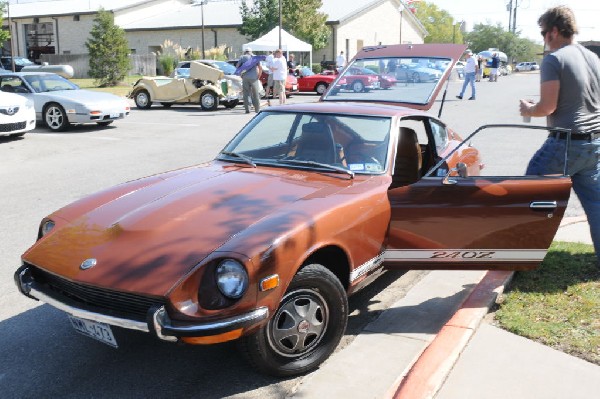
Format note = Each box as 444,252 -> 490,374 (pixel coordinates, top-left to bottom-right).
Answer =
85,9 -> 130,87
411,1 -> 463,44
465,23 -> 543,63
0,2 -> 12,45
238,0 -> 329,51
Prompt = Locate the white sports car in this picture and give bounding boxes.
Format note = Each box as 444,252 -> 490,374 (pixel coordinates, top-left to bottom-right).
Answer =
0,72 -> 130,132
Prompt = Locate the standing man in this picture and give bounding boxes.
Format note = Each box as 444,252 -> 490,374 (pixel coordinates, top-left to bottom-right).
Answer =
236,47 -> 262,113
287,53 -> 297,75
271,49 -> 288,105
489,52 -> 500,82
476,55 -> 484,82
336,51 -> 346,72
520,5 -> 600,266
456,50 -> 477,100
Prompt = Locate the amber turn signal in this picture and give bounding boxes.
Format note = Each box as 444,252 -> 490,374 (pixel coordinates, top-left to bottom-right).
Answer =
259,274 -> 280,291
181,329 -> 243,345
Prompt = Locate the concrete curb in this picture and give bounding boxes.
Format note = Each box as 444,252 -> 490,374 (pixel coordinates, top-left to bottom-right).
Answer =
387,270 -> 514,399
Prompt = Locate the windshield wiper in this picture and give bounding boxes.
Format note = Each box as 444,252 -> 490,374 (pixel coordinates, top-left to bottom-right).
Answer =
219,151 -> 256,167
278,159 -> 354,178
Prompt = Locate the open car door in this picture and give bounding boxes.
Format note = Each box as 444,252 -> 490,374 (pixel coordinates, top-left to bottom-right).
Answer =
384,124 -> 573,271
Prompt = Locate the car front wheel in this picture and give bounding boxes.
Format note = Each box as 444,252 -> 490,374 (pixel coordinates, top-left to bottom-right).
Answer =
134,90 -> 152,109
44,103 -> 70,131
200,91 -> 219,111
238,264 -> 348,377
315,82 -> 328,95
352,80 -> 364,93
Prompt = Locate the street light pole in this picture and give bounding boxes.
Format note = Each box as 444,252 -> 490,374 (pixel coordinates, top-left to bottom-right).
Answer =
7,1 -> 16,71
278,0 -> 282,49
191,0 -> 207,58
398,4 -> 404,44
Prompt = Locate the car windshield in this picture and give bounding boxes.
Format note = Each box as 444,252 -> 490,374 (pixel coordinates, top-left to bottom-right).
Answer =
321,56 -> 450,105
209,61 -> 236,75
300,67 -> 314,77
219,111 -> 391,175
23,74 -> 79,93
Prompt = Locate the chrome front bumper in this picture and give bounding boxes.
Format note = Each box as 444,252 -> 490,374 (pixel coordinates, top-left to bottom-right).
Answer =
15,265 -> 268,342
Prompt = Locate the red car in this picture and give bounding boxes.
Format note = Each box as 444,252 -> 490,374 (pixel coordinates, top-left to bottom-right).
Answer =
295,67 -> 338,94
342,66 -> 381,92
258,61 -> 298,96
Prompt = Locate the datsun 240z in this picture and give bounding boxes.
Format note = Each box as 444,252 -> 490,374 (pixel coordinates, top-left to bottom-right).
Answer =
15,44 -> 572,377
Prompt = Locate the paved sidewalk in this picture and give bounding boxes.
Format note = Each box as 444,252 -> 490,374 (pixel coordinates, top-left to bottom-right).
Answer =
293,217 -> 598,399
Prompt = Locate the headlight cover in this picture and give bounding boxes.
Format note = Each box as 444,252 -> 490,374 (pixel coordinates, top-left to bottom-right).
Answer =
215,259 -> 249,299
40,219 -> 55,237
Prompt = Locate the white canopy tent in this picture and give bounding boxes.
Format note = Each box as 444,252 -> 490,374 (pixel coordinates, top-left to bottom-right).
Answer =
243,26 -> 312,68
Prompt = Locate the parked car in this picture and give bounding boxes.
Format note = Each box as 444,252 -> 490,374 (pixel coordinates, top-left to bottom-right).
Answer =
0,91 -> 36,137
295,67 -> 337,94
129,61 -> 241,111
258,61 -> 298,97
340,66 -> 381,92
15,44 -> 571,378
395,62 -> 443,83
0,56 -> 36,72
515,62 -> 540,72
0,72 -> 130,131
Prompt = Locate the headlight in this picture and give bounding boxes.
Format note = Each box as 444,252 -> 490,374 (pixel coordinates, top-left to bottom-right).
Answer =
40,219 -> 55,237
215,259 -> 248,299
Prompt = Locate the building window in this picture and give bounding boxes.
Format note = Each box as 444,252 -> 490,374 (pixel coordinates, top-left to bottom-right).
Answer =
73,15 -> 80,22
24,22 -> 55,61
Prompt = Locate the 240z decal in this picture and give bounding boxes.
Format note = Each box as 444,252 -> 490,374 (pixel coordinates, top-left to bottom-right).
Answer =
431,251 -> 495,259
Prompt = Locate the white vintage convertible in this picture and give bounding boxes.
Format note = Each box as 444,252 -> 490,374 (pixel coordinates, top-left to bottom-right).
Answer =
129,61 -> 242,111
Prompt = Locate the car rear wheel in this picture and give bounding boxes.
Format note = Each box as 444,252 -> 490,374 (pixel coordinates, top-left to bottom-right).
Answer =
200,91 -> 219,111
315,82 -> 328,95
44,103 -> 70,132
238,264 -> 348,377
412,72 -> 421,83
134,90 -> 152,109
96,121 -> 114,127
352,80 -> 364,93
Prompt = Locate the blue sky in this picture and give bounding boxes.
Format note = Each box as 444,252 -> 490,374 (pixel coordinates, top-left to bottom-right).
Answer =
427,0 -> 599,43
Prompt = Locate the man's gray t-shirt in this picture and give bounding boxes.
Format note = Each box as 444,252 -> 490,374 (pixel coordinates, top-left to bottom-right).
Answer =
541,43 -> 600,133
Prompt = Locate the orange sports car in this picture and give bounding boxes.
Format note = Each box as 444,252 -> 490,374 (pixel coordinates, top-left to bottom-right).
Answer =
15,44 -> 571,377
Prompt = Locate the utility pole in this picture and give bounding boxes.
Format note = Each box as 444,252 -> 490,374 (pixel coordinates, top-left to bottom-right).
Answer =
278,0 -> 282,49
512,0 -> 518,33
507,0 -> 513,33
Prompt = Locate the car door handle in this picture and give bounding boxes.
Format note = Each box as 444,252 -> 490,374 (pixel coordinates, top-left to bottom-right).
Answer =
529,201 -> 557,210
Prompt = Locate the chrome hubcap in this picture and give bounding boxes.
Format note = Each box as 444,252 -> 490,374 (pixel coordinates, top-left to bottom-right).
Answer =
45,106 -> 63,129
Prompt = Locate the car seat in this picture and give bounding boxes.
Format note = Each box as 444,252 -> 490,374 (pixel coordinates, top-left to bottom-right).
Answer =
293,122 -> 338,164
391,127 -> 422,187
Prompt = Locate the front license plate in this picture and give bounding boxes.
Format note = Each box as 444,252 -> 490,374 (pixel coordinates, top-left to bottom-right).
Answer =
109,112 -> 120,119
69,316 -> 118,348
292,84 -> 297,91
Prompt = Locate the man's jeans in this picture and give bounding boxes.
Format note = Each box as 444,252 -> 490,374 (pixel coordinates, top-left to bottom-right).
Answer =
459,72 -> 476,98
527,136 -> 600,257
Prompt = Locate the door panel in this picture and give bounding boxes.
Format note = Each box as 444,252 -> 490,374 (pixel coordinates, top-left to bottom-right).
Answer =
384,176 -> 572,270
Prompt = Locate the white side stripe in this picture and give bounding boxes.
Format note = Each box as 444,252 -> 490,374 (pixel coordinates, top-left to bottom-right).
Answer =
384,249 -> 547,262
350,254 -> 384,282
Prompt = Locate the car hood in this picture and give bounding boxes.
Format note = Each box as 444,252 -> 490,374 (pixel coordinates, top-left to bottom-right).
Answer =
23,162 -> 350,296
36,89 -> 127,105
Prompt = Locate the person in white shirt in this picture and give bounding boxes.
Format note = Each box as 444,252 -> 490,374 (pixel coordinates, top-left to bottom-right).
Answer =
456,50 -> 478,100
336,51 -> 346,72
271,49 -> 288,104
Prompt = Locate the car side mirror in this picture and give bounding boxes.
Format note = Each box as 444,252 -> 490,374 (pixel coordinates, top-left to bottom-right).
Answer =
442,162 -> 468,185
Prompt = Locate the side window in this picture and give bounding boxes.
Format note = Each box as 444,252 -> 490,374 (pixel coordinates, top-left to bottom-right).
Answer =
429,120 -> 449,154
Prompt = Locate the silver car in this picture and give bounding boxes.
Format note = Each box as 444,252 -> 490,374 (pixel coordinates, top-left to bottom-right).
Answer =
0,72 -> 130,131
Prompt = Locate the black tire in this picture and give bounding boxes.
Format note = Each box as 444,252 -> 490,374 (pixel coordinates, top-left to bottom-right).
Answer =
134,90 -> 152,109
161,102 -> 173,108
222,99 -> 239,109
96,121 -> 114,127
238,264 -> 348,377
352,80 -> 364,93
412,72 -> 421,83
315,82 -> 328,95
44,103 -> 70,132
200,91 -> 219,111
11,133 -> 25,138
